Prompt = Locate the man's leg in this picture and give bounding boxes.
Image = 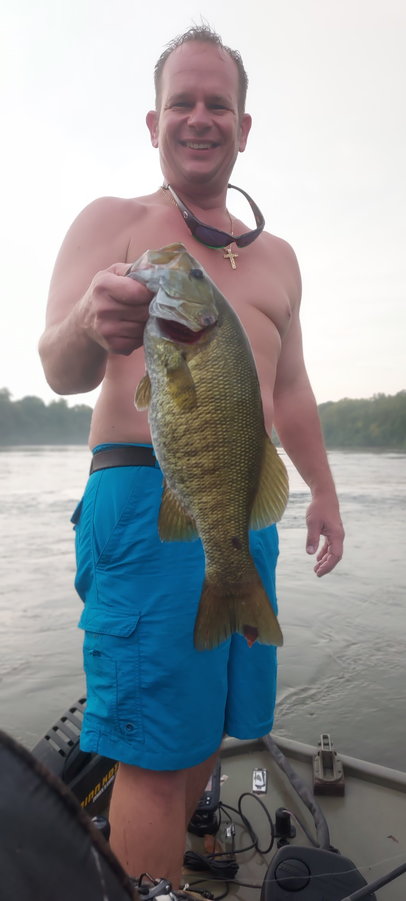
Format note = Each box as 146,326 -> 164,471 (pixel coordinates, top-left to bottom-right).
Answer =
184,749 -> 219,825
109,750 -> 219,887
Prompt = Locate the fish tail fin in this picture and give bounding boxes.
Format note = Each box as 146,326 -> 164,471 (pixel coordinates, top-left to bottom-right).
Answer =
194,571 -> 283,651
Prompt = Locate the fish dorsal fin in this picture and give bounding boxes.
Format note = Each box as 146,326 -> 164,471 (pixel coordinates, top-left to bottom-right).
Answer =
159,482 -> 199,542
134,373 -> 152,411
250,437 -> 289,528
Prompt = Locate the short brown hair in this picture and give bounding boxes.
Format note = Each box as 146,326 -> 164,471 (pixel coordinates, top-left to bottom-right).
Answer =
154,24 -> 249,117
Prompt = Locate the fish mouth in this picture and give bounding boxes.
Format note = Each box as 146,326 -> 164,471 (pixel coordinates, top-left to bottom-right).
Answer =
149,287 -> 218,335
157,318 -> 215,344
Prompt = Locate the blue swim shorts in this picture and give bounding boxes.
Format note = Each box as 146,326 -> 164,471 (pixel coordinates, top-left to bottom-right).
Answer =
71,443 -> 280,770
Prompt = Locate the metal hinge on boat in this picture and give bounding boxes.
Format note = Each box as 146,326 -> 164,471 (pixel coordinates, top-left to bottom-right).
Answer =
313,733 -> 345,795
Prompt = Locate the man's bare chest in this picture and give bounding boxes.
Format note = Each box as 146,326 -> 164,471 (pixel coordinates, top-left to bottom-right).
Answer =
125,207 -> 293,342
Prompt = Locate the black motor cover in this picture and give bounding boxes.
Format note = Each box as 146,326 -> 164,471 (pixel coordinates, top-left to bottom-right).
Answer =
0,729 -> 136,901
261,845 -> 376,900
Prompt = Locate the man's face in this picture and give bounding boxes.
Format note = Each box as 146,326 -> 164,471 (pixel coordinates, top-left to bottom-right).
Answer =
146,42 -> 251,193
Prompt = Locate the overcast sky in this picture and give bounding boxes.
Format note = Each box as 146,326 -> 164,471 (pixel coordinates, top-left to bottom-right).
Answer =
2,0 -> 405,408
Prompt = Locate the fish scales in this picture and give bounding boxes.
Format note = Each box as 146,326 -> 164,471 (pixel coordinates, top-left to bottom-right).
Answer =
130,243 -> 288,649
149,309 -> 261,559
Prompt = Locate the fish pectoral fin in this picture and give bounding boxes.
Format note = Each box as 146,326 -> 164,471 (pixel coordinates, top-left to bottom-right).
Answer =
250,436 -> 289,528
134,373 -> 152,410
165,353 -> 197,412
158,482 -> 198,541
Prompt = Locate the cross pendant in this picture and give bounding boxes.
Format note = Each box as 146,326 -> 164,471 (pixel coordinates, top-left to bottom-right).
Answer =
223,246 -> 238,269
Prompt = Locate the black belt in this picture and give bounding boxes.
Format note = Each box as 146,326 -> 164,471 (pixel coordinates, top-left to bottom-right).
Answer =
89,445 -> 157,474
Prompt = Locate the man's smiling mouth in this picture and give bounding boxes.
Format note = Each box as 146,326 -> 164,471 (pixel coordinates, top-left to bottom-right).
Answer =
181,141 -> 218,150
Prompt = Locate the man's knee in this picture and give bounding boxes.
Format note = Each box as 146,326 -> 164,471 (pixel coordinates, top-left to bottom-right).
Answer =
117,762 -> 188,804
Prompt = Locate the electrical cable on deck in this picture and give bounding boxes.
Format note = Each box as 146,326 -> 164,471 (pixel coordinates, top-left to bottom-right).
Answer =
262,734 -> 331,850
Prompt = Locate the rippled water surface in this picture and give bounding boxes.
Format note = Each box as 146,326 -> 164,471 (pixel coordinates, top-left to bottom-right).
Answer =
1,446 -> 405,769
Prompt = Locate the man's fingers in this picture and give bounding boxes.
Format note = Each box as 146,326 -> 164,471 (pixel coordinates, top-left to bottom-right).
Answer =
305,504 -> 324,555
96,317 -> 147,354
314,549 -> 342,577
107,262 -> 136,277
313,535 -> 343,576
316,538 -> 328,561
93,271 -> 153,309
306,541 -> 318,555
306,526 -> 320,556
107,337 -> 142,355
306,500 -> 345,576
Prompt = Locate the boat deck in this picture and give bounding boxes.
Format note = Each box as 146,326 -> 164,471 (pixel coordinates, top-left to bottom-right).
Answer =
185,736 -> 406,901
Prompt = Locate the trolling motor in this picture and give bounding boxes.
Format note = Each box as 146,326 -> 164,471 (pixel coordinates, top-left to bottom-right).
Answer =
31,697 -> 118,816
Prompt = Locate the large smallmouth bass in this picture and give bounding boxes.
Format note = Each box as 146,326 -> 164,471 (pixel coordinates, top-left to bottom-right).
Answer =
127,243 -> 288,650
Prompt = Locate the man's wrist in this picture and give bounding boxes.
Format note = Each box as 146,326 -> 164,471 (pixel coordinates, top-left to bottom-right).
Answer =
309,479 -> 339,504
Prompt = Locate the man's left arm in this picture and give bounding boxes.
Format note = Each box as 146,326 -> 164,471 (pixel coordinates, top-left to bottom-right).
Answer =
273,299 -> 344,577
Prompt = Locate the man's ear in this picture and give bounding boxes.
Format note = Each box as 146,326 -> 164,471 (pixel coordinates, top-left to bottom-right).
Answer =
146,110 -> 159,148
238,113 -> 252,152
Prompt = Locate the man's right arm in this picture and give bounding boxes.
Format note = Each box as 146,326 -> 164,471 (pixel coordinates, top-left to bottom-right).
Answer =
38,197 -> 152,395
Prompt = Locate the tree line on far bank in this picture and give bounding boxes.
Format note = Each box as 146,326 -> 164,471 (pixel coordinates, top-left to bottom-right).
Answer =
317,391 -> 405,450
0,387 -> 405,450
0,389 -> 92,445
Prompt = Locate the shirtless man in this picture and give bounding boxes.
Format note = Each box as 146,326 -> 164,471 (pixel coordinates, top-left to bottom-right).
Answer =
39,26 -> 344,891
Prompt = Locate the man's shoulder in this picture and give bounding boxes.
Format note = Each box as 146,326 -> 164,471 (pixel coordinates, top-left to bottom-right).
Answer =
75,192 -> 160,227
250,229 -> 300,280
261,228 -> 298,262
252,230 -> 301,307
50,191 -> 165,277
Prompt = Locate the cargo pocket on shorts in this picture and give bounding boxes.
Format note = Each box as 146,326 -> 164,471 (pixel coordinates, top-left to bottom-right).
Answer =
70,495 -> 92,603
78,607 -> 143,743
71,499 -> 83,527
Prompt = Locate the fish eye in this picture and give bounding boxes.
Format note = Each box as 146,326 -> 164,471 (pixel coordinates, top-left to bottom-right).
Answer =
189,268 -> 205,280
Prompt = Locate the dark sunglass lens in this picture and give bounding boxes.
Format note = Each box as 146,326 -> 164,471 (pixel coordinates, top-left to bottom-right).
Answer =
236,234 -> 251,248
236,229 -> 260,248
194,225 -> 230,248
167,183 -> 265,249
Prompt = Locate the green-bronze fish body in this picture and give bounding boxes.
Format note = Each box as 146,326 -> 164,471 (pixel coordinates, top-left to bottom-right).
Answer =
129,243 -> 288,650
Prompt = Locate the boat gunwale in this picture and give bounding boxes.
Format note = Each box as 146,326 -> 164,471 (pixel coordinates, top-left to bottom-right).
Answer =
221,734 -> 406,793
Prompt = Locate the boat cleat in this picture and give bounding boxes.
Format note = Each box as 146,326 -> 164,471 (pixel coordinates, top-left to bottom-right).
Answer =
313,733 -> 345,795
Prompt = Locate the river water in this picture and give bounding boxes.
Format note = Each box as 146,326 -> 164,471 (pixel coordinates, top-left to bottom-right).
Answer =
1,446 -> 405,770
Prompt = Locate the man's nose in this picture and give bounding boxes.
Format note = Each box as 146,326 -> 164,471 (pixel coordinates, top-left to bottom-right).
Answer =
187,103 -> 211,129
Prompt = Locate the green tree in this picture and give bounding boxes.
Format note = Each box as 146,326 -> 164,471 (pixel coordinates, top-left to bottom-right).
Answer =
1,388 -> 405,449
0,389 -> 92,445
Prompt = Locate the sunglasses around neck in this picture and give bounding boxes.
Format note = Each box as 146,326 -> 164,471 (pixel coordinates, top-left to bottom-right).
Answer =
163,183 -> 265,249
